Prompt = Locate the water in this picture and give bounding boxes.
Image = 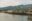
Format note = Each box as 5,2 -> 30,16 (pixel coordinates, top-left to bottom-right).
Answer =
0,13 -> 28,21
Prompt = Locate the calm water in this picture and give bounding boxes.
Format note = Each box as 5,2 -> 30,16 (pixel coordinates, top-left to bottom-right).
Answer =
0,13 -> 28,21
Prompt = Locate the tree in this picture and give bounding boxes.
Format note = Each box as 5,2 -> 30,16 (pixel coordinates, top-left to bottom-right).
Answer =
16,6 -> 24,13
16,6 -> 20,13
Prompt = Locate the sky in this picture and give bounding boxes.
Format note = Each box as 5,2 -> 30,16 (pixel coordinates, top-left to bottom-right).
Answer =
0,0 -> 32,8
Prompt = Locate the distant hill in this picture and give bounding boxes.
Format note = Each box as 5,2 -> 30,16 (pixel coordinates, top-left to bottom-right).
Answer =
0,4 -> 32,10
18,4 -> 32,10
0,6 -> 16,10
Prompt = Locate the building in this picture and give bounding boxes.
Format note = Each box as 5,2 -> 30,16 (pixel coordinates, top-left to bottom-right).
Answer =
25,8 -> 32,14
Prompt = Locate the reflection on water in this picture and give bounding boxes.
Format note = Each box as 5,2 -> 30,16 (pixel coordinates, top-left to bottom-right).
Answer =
0,13 -> 28,21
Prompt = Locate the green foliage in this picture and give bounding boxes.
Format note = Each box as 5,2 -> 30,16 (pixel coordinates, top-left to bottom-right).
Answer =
16,6 -> 24,13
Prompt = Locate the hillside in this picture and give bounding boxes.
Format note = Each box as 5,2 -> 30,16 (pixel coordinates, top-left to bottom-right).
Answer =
0,4 -> 32,11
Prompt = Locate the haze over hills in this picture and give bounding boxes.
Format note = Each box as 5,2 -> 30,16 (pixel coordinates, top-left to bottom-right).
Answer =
19,4 -> 32,9
0,4 -> 32,10
0,6 -> 16,10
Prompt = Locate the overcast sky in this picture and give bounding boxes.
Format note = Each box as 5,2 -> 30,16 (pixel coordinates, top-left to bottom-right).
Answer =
0,0 -> 32,8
